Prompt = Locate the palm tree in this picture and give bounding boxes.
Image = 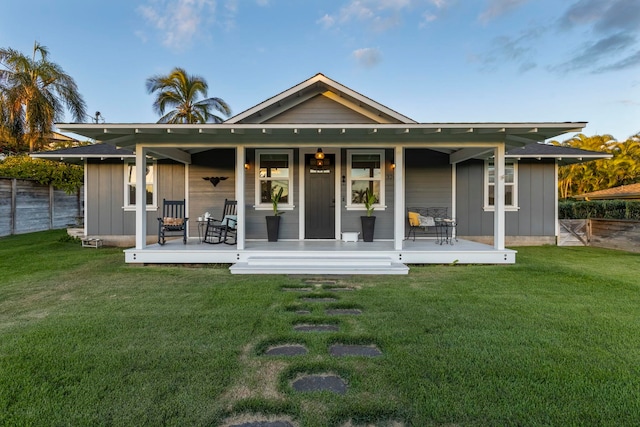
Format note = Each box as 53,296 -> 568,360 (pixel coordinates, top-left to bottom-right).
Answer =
145,67 -> 231,124
0,42 -> 87,152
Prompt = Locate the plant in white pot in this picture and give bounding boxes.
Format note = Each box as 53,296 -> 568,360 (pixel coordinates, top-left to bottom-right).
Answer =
266,186 -> 284,242
360,189 -> 377,242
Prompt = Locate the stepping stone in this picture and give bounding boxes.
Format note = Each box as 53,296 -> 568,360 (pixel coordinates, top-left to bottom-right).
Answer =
230,422 -> 294,427
304,279 -> 337,286
329,344 -> 383,357
293,324 -> 339,332
263,344 -> 308,356
295,310 -> 311,315
325,308 -> 362,315
324,287 -> 354,292
281,287 -> 313,292
291,374 -> 347,394
301,297 -> 337,303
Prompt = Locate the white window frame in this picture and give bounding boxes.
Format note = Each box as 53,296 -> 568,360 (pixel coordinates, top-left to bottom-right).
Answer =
484,159 -> 518,211
254,149 -> 295,211
124,160 -> 157,211
345,149 -> 386,211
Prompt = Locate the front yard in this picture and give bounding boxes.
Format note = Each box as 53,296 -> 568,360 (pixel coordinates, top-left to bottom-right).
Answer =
1,230 -> 639,426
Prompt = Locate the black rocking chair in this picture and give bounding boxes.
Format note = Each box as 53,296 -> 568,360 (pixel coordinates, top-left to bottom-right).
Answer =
204,199 -> 237,245
158,199 -> 188,245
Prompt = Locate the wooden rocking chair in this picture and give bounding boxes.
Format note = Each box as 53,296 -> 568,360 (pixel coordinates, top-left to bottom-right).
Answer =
204,199 -> 237,245
158,199 -> 188,245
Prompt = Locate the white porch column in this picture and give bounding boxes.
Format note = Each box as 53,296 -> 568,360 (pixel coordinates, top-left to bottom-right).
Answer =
493,144 -> 506,250
135,145 -> 147,249
394,146 -> 404,250
236,145 -> 245,250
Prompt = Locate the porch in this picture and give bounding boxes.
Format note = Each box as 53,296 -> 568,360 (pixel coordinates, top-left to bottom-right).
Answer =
123,238 -> 517,274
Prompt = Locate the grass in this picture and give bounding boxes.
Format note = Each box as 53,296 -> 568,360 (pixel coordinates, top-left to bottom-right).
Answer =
1,230 -> 640,426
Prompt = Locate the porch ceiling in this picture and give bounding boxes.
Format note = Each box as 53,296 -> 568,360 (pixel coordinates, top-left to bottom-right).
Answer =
57,122 -> 586,162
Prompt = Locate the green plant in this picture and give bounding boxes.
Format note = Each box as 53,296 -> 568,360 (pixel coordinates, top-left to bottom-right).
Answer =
271,186 -> 284,216
364,188 -> 377,217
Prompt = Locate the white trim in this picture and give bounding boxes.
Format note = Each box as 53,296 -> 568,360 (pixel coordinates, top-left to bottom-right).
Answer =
451,162 -> 457,238
554,161 -> 559,240
254,149 -> 294,211
124,158 -> 157,210
345,149 -> 386,211
135,146 -> 147,249
493,146 -> 506,250
237,146 -> 246,250
394,146 -> 404,250
83,159 -> 88,237
484,159 -> 518,212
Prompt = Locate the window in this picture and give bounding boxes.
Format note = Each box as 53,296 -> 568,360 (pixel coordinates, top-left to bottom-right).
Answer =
485,160 -> 517,211
255,150 -> 294,210
346,150 -> 385,210
124,160 -> 156,209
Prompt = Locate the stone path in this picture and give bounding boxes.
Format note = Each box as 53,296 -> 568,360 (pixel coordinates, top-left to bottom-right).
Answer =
222,278 -> 396,427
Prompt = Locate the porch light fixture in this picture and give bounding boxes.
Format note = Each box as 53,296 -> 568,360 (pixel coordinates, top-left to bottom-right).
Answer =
315,148 -> 325,160
244,162 -> 250,170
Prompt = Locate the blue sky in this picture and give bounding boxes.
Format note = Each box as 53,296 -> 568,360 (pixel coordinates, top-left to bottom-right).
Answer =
2,0 -> 639,141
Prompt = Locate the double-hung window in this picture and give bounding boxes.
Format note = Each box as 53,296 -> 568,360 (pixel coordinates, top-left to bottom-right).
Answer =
255,150 -> 294,210
346,150 -> 385,210
485,160 -> 517,211
124,160 -> 156,209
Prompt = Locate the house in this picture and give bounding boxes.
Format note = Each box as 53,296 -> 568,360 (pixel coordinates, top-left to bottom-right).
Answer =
575,183 -> 640,201
40,73 -> 608,274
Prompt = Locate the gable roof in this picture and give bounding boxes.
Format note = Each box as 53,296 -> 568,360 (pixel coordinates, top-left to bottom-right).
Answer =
575,183 -> 640,200
226,73 -> 417,125
506,143 -> 611,165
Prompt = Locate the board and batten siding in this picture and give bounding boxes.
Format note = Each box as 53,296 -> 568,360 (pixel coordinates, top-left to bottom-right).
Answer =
456,159 -> 556,238
189,150 -> 235,237
86,160 -> 185,237
263,94 -> 379,124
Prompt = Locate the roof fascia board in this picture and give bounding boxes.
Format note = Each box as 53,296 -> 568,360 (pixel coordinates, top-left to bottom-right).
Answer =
144,147 -> 192,164
225,73 -> 417,124
321,91 -> 393,124
449,147 -> 495,164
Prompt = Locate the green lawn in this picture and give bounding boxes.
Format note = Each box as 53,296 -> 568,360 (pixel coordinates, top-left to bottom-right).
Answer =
1,230 -> 639,426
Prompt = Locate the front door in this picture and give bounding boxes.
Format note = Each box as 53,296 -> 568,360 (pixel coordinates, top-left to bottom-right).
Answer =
305,153 -> 335,239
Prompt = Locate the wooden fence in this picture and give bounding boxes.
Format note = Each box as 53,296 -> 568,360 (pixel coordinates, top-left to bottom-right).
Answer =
0,178 -> 83,237
559,218 -> 640,253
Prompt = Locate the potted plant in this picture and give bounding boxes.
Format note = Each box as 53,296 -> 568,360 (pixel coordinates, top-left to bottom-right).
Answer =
360,189 -> 377,242
266,186 -> 284,242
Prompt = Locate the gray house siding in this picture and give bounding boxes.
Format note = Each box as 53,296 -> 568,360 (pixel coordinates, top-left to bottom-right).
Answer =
263,94 -> 379,124
340,148 -> 395,239
86,160 -> 186,238
456,159 -> 556,238
189,150 -> 234,237
243,148 -> 300,240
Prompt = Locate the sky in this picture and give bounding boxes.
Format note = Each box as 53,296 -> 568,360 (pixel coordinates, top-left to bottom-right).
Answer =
2,0 -> 639,142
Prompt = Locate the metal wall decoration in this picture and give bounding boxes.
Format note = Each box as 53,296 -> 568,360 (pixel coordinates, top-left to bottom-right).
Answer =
203,176 -> 228,187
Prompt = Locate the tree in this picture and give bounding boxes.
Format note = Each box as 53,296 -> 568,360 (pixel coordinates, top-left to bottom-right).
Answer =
553,133 -> 640,198
145,67 -> 231,124
0,42 -> 87,152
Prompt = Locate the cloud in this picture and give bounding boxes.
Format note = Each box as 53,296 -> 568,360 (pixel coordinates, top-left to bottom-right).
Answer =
138,0 -> 217,51
473,27 -> 543,73
553,0 -> 640,73
352,47 -> 382,68
553,32 -> 637,73
318,0 -> 415,31
478,0 -> 530,24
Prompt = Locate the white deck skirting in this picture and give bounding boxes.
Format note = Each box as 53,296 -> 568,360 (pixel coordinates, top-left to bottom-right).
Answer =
123,238 -> 516,274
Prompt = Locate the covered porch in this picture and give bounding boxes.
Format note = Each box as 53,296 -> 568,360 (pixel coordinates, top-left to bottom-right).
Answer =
124,237 -> 516,275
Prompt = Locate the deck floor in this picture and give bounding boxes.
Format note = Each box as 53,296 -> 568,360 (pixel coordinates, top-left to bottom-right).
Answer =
124,237 -> 516,266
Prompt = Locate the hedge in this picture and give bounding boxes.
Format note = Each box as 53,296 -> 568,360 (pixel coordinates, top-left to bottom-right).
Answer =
559,200 -> 640,220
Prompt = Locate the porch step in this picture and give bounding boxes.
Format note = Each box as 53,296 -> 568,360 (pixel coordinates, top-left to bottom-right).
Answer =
229,256 -> 409,275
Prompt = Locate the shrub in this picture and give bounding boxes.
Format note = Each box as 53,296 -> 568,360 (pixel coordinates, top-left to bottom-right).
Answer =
559,199 -> 640,220
0,155 -> 83,194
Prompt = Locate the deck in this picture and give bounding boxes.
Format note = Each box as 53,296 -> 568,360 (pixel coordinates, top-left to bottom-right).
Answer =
123,238 -> 516,274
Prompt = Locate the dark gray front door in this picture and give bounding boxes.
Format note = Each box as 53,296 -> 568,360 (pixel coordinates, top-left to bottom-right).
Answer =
305,153 -> 335,239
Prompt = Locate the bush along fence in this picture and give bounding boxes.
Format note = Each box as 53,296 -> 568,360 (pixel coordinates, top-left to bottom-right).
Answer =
559,200 -> 640,220
558,200 -> 640,252
0,178 -> 83,237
